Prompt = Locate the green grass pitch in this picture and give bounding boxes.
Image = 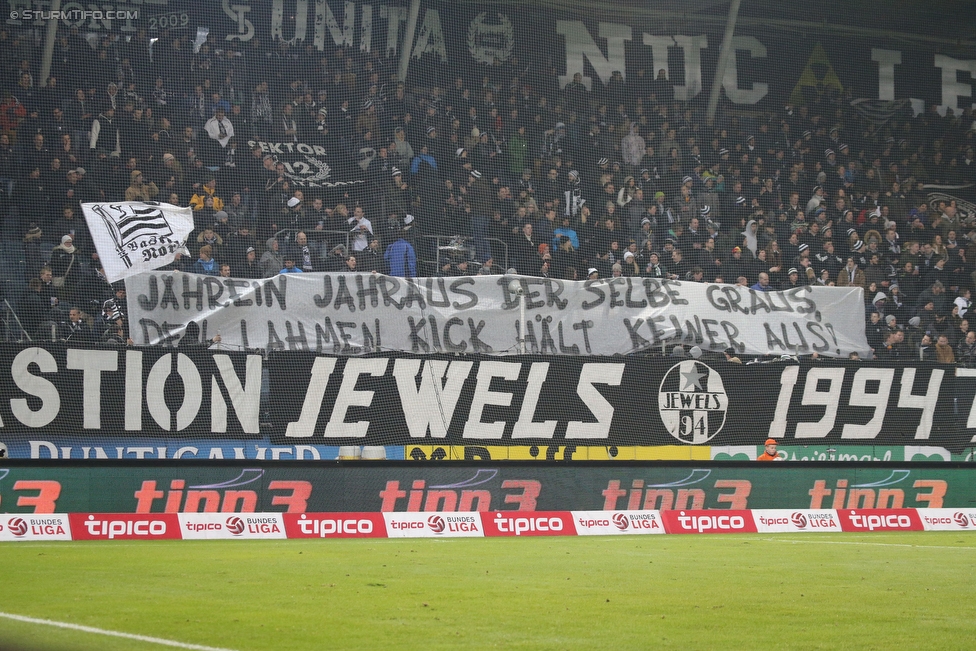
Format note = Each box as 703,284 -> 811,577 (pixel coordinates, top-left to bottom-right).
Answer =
1,533 -> 974,650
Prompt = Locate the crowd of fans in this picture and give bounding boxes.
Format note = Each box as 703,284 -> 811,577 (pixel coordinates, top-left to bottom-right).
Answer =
0,24 -> 975,358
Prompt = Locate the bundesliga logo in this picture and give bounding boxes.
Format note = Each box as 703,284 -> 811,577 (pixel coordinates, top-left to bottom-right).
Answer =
612,513 -> 629,531
225,516 -> 245,535
8,517 -> 28,537
657,361 -> 729,443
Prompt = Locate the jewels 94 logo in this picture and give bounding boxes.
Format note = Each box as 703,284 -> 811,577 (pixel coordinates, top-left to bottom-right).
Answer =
657,361 -> 729,444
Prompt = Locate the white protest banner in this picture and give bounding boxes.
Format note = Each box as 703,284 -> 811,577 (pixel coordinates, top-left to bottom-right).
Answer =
81,202 -> 194,283
125,272 -> 870,357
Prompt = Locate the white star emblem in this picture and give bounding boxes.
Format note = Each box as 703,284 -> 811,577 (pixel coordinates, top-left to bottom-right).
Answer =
680,365 -> 706,392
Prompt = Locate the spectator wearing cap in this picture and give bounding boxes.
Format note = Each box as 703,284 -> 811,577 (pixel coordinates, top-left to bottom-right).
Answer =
850,239 -> 870,269
781,267 -> 803,290
620,250 -> 640,277
757,439 -> 782,462
213,210 -> 235,243
124,169 -> 158,202
356,99 -> 378,138
238,246 -> 262,279
635,215 -> 654,250
791,241 -> 811,271
50,204 -> 91,255
280,195 -> 305,229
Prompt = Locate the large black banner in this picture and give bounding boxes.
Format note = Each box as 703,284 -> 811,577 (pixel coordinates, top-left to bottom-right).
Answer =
268,352 -> 976,451
5,0 -> 973,110
2,345 -> 975,451
0,345 -> 260,438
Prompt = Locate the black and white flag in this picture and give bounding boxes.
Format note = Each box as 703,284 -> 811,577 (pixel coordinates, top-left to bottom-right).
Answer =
81,202 -> 194,282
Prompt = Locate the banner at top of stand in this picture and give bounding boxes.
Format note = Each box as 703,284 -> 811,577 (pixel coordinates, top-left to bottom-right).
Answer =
5,0 -> 973,111
125,272 -> 869,358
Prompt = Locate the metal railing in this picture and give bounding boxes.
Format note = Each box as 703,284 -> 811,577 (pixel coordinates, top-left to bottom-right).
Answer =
418,235 -> 508,277
1,298 -> 30,343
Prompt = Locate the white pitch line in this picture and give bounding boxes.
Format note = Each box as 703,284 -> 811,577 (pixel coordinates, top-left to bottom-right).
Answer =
740,537 -> 976,550
0,611 -> 238,651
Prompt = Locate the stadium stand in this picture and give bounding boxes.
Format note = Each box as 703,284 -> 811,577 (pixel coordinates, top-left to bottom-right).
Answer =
0,4 -> 973,367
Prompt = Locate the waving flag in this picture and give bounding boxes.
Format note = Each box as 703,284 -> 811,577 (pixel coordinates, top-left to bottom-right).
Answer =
81,202 -> 194,282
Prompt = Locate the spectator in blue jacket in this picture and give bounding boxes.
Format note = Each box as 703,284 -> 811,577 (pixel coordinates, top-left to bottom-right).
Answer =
385,220 -> 417,278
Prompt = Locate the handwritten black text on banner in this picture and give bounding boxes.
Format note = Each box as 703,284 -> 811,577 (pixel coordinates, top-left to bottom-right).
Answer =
125,273 -> 870,357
